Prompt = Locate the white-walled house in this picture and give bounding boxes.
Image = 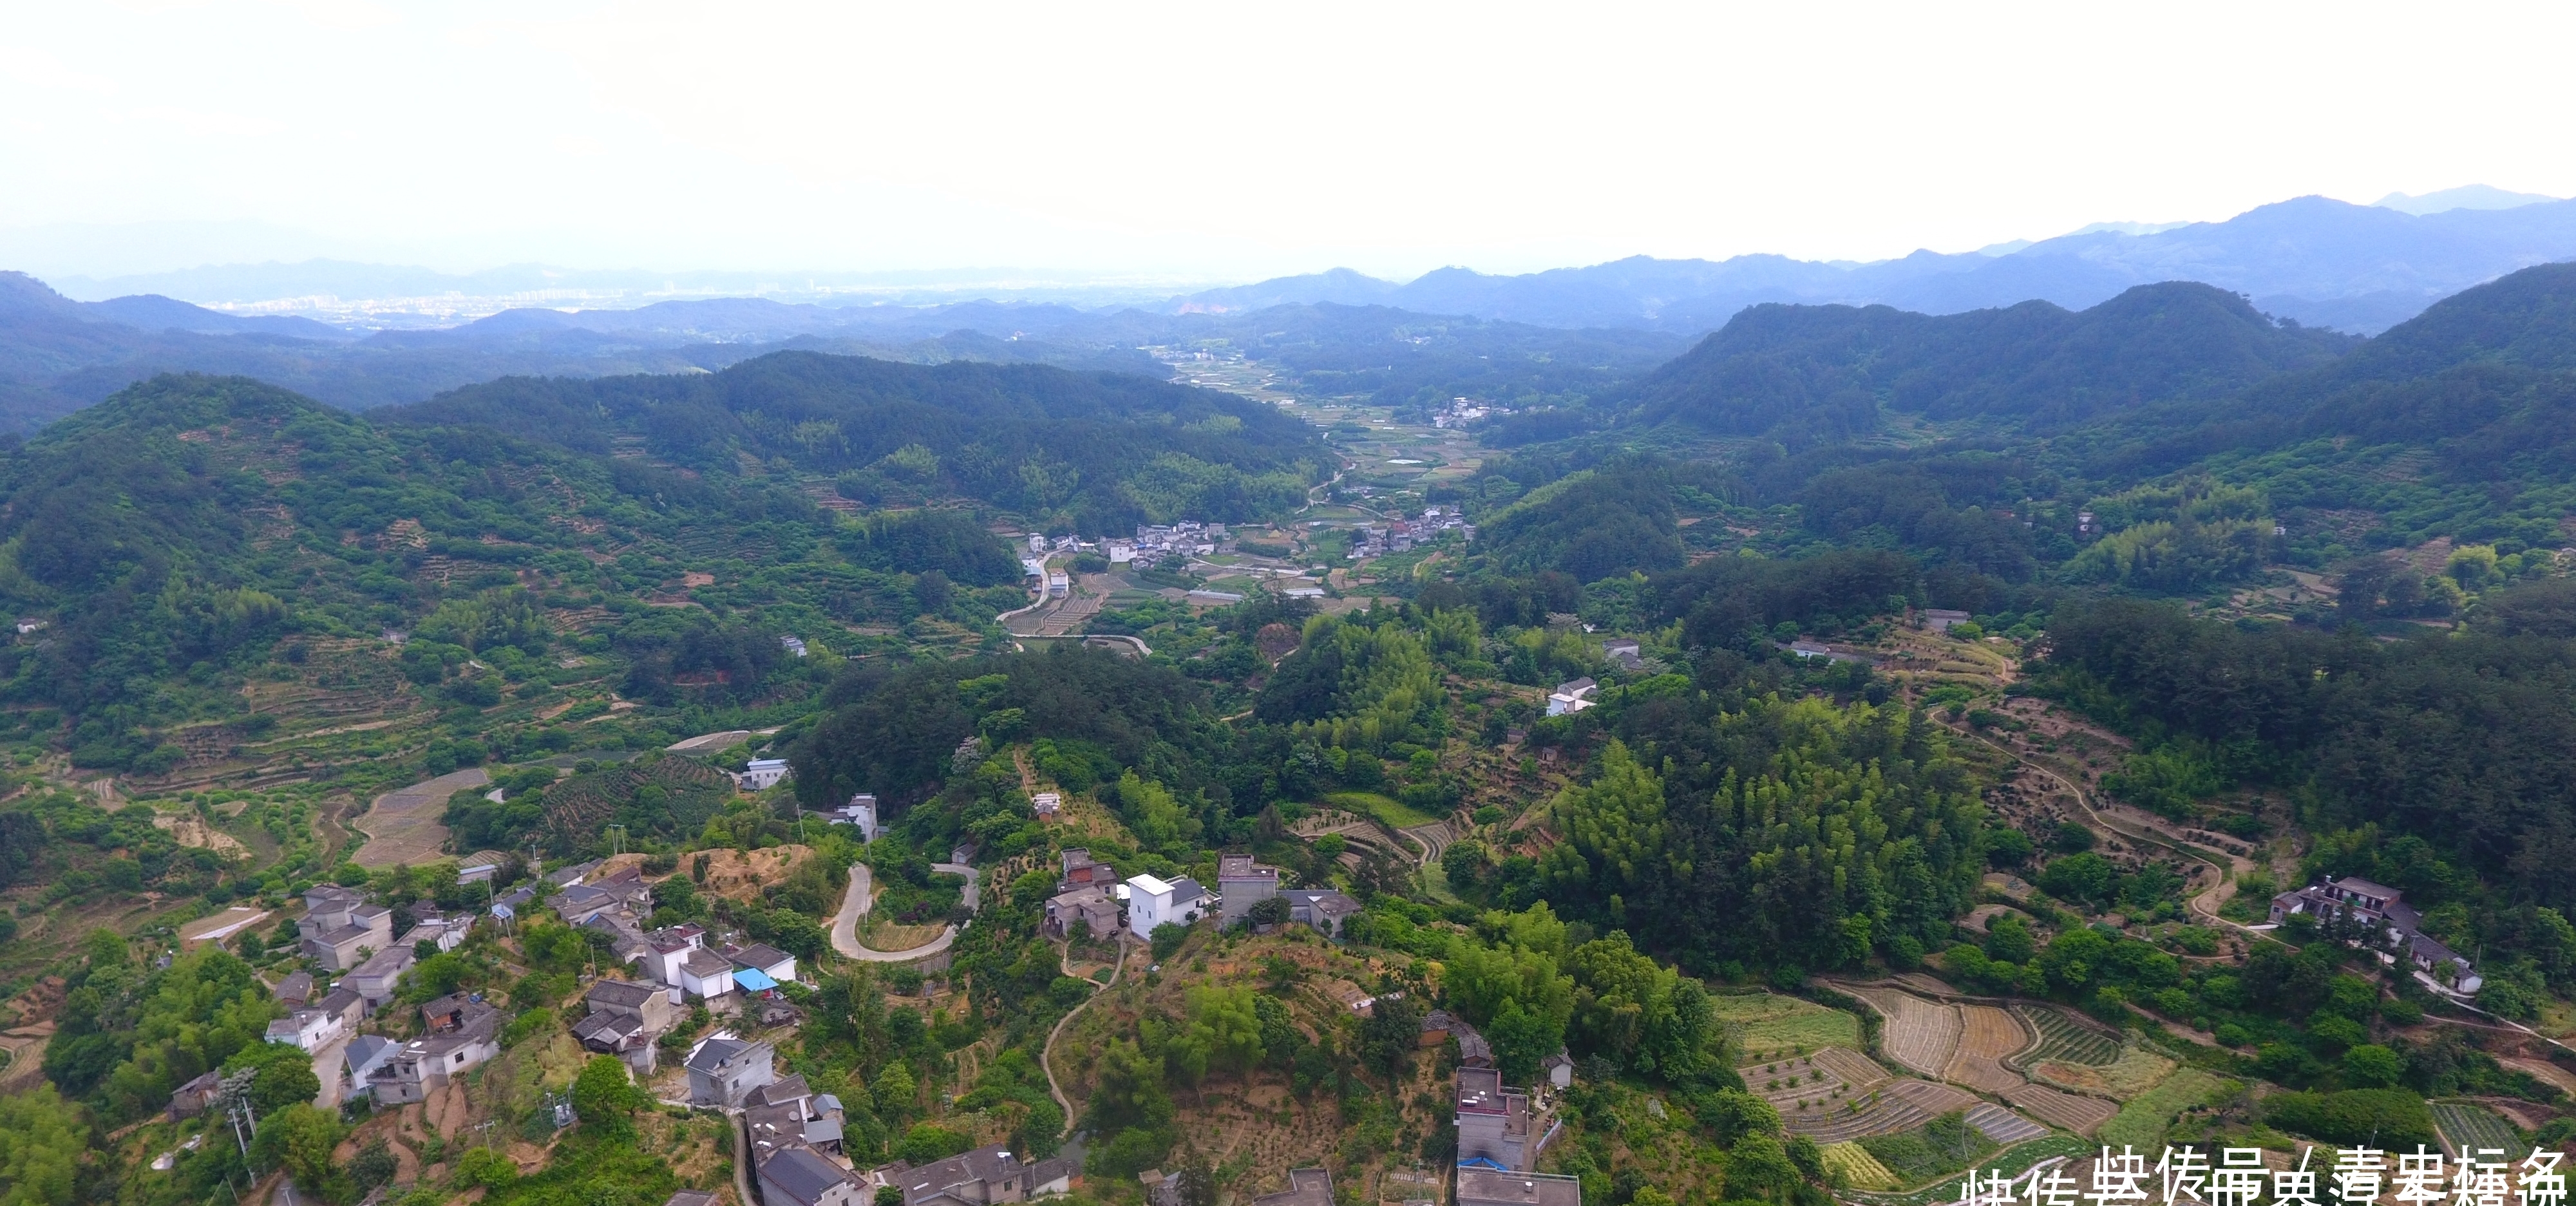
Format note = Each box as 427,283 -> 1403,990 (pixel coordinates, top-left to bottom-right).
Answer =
1124,874 -> 1213,941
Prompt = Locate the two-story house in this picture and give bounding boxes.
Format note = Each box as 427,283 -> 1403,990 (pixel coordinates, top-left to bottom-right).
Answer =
367,996 -> 501,1104
574,977 -> 683,1070
1045,884 -> 1121,940
1215,855 -> 1279,928
1124,874 -> 1212,941
760,1146 -> 862,1206
298,885 -> 394,972
684,1035 -> 775,1107
1456,1067 -> 1538,1172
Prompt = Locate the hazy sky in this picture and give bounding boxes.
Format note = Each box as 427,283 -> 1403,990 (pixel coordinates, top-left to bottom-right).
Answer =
5,1 -> 2572,281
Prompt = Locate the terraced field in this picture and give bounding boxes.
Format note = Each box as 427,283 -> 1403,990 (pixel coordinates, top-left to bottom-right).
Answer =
1822,1142 -> 1901,1191
1965,1103 -> 2050,1144
2035,1048 -> 2175,1100
2432,1102 -> 2523,1158
2009,1004 -> 2122,1068
1943,1004 -> 2029,1093
1850,987 -> 1963,1079
1715,992 -> 1866,1058
2001,1082 -> 2118,1133
1778,1078 -> 1980,1144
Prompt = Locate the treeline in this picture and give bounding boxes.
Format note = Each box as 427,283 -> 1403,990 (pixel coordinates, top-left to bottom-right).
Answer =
393,351 -> 1327,534
2038,592 -> 2576,1010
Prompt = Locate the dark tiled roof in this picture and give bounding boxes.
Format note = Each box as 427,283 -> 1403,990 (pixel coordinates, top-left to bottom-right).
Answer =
762,1146 -> 854,1206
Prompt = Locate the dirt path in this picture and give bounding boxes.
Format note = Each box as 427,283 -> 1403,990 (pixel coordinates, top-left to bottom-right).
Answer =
1043,936 -> 1128,1136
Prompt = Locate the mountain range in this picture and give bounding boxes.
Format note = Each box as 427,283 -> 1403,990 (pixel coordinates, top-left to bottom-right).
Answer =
1174,195 -> 2576,335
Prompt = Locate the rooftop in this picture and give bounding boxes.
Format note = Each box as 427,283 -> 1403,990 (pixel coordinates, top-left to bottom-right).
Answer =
1458,1170 -> 1584,1206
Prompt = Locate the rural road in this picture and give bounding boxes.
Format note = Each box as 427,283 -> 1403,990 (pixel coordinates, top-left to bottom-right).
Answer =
828,862 -> 980,963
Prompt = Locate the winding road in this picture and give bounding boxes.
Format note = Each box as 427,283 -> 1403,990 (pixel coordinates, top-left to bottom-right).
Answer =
828,862 -> 981,963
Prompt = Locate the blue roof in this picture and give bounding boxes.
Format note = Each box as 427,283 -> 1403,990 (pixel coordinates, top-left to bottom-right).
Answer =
733,966 -> 778,992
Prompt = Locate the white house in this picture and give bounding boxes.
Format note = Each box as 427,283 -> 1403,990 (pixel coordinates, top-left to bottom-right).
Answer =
1031,792 -> 1061,816
1545,678 -> 1598,717
264,1006 -> 348,1052
1124,874 -> 1214,941
741,758 -> 791,791
677,948 -> 737,999
835,794 -> 883,841
643,923 -> 708,986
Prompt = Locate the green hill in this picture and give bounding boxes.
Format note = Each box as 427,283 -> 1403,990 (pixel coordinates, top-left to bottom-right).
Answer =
1624,281 -> 2354,444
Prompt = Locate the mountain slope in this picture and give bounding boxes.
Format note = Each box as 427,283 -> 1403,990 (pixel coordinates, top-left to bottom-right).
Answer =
389,350 -> 1330,533
1622,281 -> 2354,444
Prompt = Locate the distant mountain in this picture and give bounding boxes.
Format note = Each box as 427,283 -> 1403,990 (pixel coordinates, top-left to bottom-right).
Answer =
2373,184 -> 2563,216
1619,281 -> 2355,445
1171,196 -> 2576,335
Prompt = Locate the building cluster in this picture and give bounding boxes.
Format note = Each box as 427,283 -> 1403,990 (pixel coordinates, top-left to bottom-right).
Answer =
2269,876 -> 2484,995
1546,678 -> 1597,717
705,1026 -> 1075,1206
1430,397 -> 1508,428
1112,521 -> 1229,565
1436,1033 -> 1582,1206
1041,851 -> 1361,945
1349,508 -> 1472,559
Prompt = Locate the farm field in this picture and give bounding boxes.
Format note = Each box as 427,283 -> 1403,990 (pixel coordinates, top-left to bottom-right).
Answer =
1944,1004 -> 2030,1092
2002,1082 -> 2118,1134
1778,1077 -> 1979,1144
1321,791 -> 1441,829
1965,1103 -> 2049,1144
2432,1102 -> 2524,1158
1851,986 -> 1963,1079
1714,992 -> 1865,1057
2098,1069 -> 2233,1151
2036,1048 -> 2176,1100
1822,1142 -> 1901,1190
2010,1004 -> 2123,1068
352,766 -> 489,867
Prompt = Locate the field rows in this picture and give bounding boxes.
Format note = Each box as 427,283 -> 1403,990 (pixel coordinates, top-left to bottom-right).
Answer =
2010,1004 -> 2123,1068
2002,1082 -> 2118,1133
1943,1004 -> 2031,1093
1965,1103 -> 2050,1144
1783,1078 -> 1980,1144
1850,986 -> 1963,1079
2432,1102 -> 2523,1158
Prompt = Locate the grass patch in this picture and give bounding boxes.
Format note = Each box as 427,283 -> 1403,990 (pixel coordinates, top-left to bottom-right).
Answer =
1856,1113 -> 1996,1184
2098,1068 -> 2232,1151
1323,791 -> 1441,829
1712,993 -> 1864,1059
1822,1142 -> 1901,1191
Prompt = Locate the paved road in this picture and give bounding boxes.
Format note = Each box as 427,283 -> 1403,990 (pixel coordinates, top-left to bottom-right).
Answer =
828,862 -> 980,963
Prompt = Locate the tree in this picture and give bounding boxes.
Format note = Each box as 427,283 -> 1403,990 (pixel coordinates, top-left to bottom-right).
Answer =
0,1086 -> 85,1206
1356,990 -> 1423,1085
1176,986 -> 1264,1082
251,1104 -> 344,1197
452,1146 -> 518,1190
571,1055 -> 649,1134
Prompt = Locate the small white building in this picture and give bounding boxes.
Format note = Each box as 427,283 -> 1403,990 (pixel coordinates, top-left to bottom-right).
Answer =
835,793 -> 883,841
264,1006 -> 348,1053
1046,572 -> 1070,598
741,758 -> 791,791
1124,874 -> 1214,941
1546,678 -> 1598,717
677,948 -> 737,999
1031,791 -> 1061,816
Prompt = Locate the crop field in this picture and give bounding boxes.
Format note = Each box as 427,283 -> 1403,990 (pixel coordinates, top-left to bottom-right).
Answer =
1321,791 -> 1442,829
1822,1142 -> 1902,1190
1944,1004 -> 2031,1092
2098,1069 -> 2231,1151
1965,1104 -> 2049,1144
1779,1078 -> 1979,1144
2036,1048 -> 2176,1100
352,766 -> 489,867
1714,992 -> 1865,1057
2432,1102 -> 2523,1158
2010,1004 -> 2123,1068
1853,987 -> 1963,1078
2001,1082 -> 2118,1134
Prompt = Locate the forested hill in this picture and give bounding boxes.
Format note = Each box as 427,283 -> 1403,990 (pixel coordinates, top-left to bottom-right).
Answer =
1621,281 -> 2358,446
387,350 -> 1329,533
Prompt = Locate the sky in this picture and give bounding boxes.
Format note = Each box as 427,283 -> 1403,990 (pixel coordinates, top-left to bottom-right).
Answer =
3,1 -> 2573,283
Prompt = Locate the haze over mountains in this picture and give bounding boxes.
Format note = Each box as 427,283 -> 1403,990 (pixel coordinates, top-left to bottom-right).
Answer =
3,187 -> 2574,435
